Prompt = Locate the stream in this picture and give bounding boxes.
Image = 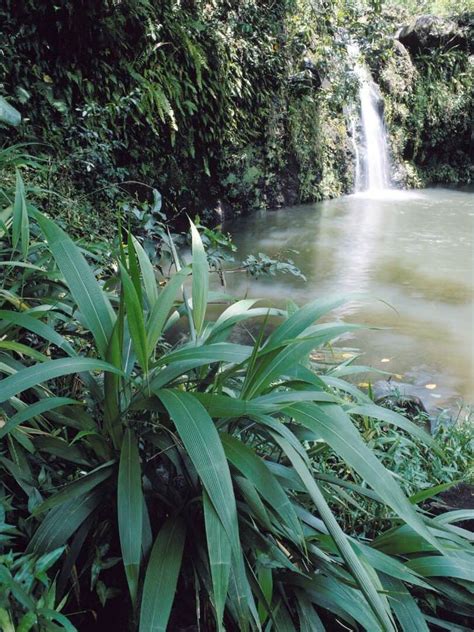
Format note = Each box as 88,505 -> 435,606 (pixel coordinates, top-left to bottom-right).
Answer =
224,187 -> 474,411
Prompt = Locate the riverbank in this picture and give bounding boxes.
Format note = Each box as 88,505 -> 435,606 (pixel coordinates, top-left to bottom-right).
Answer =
1,2 -> 472,236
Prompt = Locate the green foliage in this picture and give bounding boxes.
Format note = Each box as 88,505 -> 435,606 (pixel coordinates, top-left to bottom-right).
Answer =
242,252 -> 307,280
316,403 -> 474,537
0,0 -> 362,230
360,7 -> 474,187
0,178 -> 473,630
0,545 -> 75,632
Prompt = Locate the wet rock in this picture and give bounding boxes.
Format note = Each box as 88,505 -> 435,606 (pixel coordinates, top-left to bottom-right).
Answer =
289,57 -> 322,94
397,15 -> 469,54
300,57 -> 322,88
373,380 -> 431,420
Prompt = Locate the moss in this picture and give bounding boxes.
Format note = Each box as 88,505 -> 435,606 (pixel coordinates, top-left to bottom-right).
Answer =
376,24 -> 473,186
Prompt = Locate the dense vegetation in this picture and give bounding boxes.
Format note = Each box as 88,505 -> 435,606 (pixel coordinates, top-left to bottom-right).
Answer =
1,0 -> 471,236
1,2 -> 473,631
0,165 -> 473,631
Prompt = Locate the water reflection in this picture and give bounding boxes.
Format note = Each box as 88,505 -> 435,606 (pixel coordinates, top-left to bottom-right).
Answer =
224,188 -> 474,407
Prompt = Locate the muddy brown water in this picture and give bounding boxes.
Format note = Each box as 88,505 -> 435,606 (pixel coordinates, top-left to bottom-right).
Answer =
223,187 -> 474,410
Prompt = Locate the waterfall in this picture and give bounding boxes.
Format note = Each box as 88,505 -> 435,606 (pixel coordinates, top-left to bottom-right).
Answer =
349,45 -> 392,193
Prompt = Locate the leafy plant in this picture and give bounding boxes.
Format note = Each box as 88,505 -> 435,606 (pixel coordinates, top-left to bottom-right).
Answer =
0,189 -> 473,631
0,545 -> 75,632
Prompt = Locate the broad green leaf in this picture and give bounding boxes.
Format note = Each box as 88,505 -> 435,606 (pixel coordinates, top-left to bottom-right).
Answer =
348,404 -> 439,452
0,357 -> 123,404
350,541 -> 430,590
221,434 -> 303,543
0,310 -> 76,356
157,390 -> 240,551
195,393 -> 269,418
194,390 -> 338,420
257,565 -> 273,625
0,397 -> 80,439
12,171 -> 29,258
120,264 -> 148,373
244,323 -> 361,398
435,510 -> 474,526
118,429 -> 143,605
204,490 -> 231,631
288,402 -> 441,552
271,433 -> 396,632
0,96 -> 21,126
295,590 -> 326,632
227,550 -> 260,631
406,555 -> 474,582
157,342 -> 252,369
262,296 -> 347,353
139,516 -> 186,632
208,302 -> 285,343
33,462 -> 114,515
127,233 -> 143,307
382,575 -> 429,632
190,221 -> 208,335
131,234 -> 158,307
236,475 -> 273,530
104,315 -> 124,448
302,573 -> 381,631
424,615 -> 472,631
0,340 -> 48,362
34,211 -> 115,358
410,481 -> 461,505
28,492 -> 101,554
36,609 -> 77,632
146,267 -> 191,355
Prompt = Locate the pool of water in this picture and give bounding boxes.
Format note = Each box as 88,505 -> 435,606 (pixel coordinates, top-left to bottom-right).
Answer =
224,187 -> 474,409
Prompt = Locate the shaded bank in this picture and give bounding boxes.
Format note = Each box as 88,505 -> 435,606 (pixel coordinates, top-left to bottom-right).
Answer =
0,2 -> 472,234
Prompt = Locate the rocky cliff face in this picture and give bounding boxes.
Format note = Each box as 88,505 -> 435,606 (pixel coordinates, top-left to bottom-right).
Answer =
375,13 -> 473,188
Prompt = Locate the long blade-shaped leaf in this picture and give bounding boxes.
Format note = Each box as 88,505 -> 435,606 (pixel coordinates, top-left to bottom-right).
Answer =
348,404 -> 439,452
262,296 -> 347,353
12,170 -> 29,258
131,235 -> 158,307
118,429 -> 143,606
0,397 -> 80,439
295,590 -> 326,632
271,433 -> 396,632
33,462 -> 113,515
244,324 -> 361,398
28,492 -> 101,554
0,357 -> 123,404
146,267 -> 191,355
289,402 -> 441,552
190,221 -> 208,335
204,490 -> 231,631
156,390 -> 240,551
221,433 -> 303,543
34,211 -> 115,358
406,556 -> 474,582
139,516 -> 186,632
0,310 -> 76,356
382,575 -> 429,632
120,264 -> 148,373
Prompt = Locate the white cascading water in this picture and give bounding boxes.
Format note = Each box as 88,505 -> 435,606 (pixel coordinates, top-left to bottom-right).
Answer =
349,44 -> 392,193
